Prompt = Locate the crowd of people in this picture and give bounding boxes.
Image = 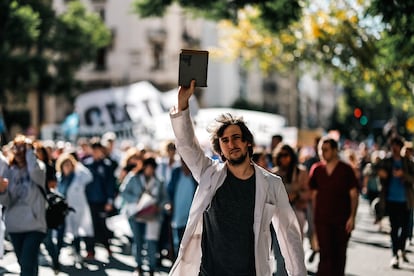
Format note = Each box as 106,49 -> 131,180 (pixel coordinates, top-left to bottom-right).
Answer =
0,133 -> 188,276
0,106 -> 414,276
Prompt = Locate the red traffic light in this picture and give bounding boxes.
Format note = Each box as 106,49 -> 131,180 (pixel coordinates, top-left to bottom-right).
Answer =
354,108 -> 362,118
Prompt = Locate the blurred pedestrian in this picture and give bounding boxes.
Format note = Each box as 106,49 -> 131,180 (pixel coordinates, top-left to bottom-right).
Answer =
376,136 -> 414,268
120,156 -> 168,276
167,158 -> 197,258
117,147 -> 144,185
309,136 -> 359,276
101,131 -> 122,166
267,134 -> 283,167
34,142 -> 60,273
252,147 -> 270,171
156,141 -> 180,262
0,134 -> 47,276
402,141 -> 414,245
271,144 -> 311,275
301,136 -> 322,262
55,153 -> 94,264
82,138 -> 116,259
303,136 -> 321,172
0,137 -> 8,259
361,161 -> 381,205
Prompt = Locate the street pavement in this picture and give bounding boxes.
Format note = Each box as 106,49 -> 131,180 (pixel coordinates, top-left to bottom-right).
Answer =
0,196 -> 413,275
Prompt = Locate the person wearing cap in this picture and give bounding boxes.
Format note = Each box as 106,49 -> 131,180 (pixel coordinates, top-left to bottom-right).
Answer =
101,131 -> 122,167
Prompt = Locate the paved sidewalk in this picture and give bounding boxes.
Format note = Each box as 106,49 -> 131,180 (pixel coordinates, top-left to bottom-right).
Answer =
305,196 -> 414,276
0,196 -> 413,275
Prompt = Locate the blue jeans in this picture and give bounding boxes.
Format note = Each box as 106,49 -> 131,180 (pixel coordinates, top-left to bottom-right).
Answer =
172,226 -> 185,258
128,219 -> 158,271
10,231 -> 46,276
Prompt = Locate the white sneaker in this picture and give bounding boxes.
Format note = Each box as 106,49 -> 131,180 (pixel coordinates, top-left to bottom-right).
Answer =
74,253 -> 83,264
390,256 -> 399,269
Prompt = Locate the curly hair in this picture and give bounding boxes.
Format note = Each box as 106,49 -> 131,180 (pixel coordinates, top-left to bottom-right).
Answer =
207,113 -> 255,161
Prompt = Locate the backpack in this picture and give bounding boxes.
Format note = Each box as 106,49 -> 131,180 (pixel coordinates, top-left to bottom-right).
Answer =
37,185 -> 75,229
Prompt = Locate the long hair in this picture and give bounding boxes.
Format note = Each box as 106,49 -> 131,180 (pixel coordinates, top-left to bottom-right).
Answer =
275,144 -> 298,184
207,113 -> 255,161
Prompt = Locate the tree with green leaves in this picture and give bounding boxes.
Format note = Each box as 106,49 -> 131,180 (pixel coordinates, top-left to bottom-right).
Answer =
132,0 -> 302,33
132,0 -> 414,142
0,0 -> 110,135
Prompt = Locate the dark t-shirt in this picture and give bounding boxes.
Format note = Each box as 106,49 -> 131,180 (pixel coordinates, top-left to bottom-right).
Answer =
199,170 -> 256,276
309,160 -> 358,224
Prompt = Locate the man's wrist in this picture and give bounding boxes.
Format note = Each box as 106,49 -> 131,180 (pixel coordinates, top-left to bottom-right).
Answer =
178,102 -> 189,111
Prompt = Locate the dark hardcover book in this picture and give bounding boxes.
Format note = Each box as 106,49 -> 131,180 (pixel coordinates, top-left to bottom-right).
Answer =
178,49 -> 209,87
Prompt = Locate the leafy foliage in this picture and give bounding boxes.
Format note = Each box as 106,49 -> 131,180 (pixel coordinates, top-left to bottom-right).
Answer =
132,0 -> 301,33
133,0 -> 414,140
210,0 -> 414,139
0,0 -> 111,101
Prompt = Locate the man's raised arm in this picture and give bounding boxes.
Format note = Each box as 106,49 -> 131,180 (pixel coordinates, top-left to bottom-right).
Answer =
177,80 -> 196,112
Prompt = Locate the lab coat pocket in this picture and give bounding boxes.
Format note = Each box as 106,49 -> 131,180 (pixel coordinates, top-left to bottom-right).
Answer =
263,203 -> 276,224
182,233 -> 202,264
263,203 -> 276,259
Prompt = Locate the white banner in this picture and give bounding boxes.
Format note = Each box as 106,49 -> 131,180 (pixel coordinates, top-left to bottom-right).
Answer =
73,81 -> 293,148
74,81 -> 198,145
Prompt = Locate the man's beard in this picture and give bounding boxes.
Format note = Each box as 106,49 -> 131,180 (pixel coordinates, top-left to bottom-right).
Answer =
227,151 -> 248,165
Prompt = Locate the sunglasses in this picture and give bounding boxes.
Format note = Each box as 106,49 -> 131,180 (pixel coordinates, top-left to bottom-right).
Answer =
12,145 -> 26,153
278,153 -> 290,158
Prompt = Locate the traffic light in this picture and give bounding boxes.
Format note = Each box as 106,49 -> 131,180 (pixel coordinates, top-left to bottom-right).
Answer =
353,108 -> 362,118
353,107 -> 368,126
359,115 -> 368,126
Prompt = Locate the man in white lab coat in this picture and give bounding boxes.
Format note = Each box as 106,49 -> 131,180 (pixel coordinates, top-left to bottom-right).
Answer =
168,80 -> 306,276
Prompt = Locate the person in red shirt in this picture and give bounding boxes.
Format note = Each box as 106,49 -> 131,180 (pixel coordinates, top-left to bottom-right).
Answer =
309,137 -> 359,276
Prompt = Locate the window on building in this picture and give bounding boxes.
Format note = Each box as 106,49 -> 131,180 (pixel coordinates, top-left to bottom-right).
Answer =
147,29 -> 166,71
94,8 -> 110,71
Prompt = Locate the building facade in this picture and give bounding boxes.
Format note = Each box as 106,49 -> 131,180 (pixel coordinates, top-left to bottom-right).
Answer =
3,0 -> 337,143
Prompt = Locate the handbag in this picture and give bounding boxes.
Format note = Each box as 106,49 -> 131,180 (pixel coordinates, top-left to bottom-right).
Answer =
134,191 -> 159,222
37,185 -> 75,229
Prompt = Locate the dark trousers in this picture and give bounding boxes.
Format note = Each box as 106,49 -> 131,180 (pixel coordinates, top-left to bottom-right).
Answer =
10,231 -> 46,276
409,208 -> 414,240
387,201 -> 410,256
315,222 -> 349,276
42,227 -> 62,269
158,212 -> 174,259
271,225 -> 288,276
85,202 -> 112,254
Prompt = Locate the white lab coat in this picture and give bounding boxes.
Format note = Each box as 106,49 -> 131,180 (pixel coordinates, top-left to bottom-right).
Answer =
168,108 -> 306,276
